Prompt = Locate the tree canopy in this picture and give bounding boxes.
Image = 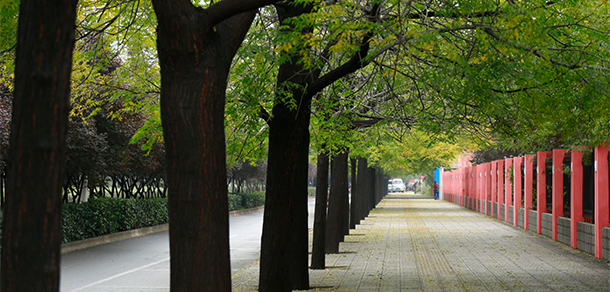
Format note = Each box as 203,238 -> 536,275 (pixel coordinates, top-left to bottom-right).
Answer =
3,0 -> 607,172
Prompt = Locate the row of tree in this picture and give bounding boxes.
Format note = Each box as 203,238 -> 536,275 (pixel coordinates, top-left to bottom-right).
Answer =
311,153 -> 390,269
2,0 -> 609,291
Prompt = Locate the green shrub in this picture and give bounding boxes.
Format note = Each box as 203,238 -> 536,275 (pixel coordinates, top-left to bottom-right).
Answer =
61,197 -> 168,243
228,193 -> 241,211
1,191 -> 265,245
240,191 -> 265,209
228,191 -> 265,211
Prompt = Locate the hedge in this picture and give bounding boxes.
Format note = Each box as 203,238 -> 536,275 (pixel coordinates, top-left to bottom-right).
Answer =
0,192 -> 265,245
62,197 -> 169,243
228,191 -> 265,211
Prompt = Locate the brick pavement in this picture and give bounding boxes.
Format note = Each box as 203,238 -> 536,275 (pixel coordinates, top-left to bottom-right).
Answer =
232,193 -> 610,291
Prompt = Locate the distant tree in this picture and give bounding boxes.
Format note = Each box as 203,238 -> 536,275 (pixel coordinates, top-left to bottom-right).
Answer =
325,150 -> 349,253
227,159 -> 267,193
310,150 -> 328,269
470,145 -> 524,165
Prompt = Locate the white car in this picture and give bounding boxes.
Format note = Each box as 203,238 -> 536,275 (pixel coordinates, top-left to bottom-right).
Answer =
388,178 -> 406,193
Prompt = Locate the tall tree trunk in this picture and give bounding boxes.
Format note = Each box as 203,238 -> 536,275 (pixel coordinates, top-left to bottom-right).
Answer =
260,93 -> 312,291
259,4 -> 314,291
368,167 -> 376,211
0,169 -> 4,207
357,158 -> 369,222
374,169 -> 382,205
326,150 -> 348,253
151,1 -> 265,290
1,0 -> 78,290
259,2 -> 382,289
311,151 -> 329,269
343,156 -> 351,236
350,158 -> 358,229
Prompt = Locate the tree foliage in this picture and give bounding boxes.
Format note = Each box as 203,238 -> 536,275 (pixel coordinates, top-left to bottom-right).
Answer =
1,1 -> 609,290
294,0 -> 610,158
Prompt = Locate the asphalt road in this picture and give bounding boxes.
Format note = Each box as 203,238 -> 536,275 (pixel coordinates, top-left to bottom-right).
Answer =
60,199 -> 315,292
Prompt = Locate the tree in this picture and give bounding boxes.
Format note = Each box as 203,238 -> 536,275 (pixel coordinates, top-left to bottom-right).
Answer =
1,0 -> 78,291
366,128 -> 471,176
325,150 -> 349,253
259,2 -> 382,290
310,150 -> 329,269
148,1 -> 276,290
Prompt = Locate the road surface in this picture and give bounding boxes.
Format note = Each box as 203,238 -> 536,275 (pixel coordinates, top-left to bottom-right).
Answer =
61,198 -> 315,291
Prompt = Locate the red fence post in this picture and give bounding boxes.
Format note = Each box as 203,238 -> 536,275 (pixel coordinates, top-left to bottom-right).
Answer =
461,167 -> 466,206
571,149 -> 584,249
491,161 -> 497,218
464,167 -> 469,207
471,165 -> 481,211
505,158 -> 513,223
474,165 -> 479,211
462,167 -> 466,207
552,149 -> 566,241
594,144 -> 609,259
485,162 -> 491,215
524,154 -> 535,231
472,166 -> 476,210
537,151 -> 552,235
514,157 -> 523,226
497,160 -> 504,220
455,171 -> 459,202
477,164 -> 485,213
464,167 -> 468,207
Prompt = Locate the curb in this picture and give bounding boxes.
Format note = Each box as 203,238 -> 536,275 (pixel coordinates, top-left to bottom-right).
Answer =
229,205 -> 264,217
61,224 -> 169,254
61,205 -> 265,254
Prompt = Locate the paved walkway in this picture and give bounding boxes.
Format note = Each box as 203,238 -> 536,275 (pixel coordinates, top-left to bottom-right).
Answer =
232,193 -> 610,291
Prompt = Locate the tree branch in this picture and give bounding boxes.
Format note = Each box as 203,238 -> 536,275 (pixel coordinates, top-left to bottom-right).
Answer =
403,9 -> 501,20
351,116 -> 383,129
401,0 -> 557,21
260,104 -> 271,124
305,2 -> 382,99
481,26 -> 581,69
215,11 -> 258,57
206,0 -> 278,28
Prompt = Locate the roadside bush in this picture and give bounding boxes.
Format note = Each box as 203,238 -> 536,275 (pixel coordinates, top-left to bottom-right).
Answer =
228,191 -> 265,211
240,191 -> 265,209
1,192 -> 265,245
228,193 -> 241,211
62,197 -> 168,243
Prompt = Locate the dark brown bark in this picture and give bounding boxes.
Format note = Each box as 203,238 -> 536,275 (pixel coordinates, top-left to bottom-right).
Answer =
350,158 -> 358,229
343,161 -> 351,236
150,1 -> 271,290
357,158 -> 369,222
374,169 -> 383,205
1,0 -> 78,290
260,3 -> 383,290
259,3 -> 315,291
311,151 -> 329,269
326,150 -> 349,253
368,167 -> 376,211
259,75 -> 312,291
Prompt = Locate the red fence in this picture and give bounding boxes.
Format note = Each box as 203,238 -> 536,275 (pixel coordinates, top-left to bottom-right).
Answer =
442,145 -> 610,259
